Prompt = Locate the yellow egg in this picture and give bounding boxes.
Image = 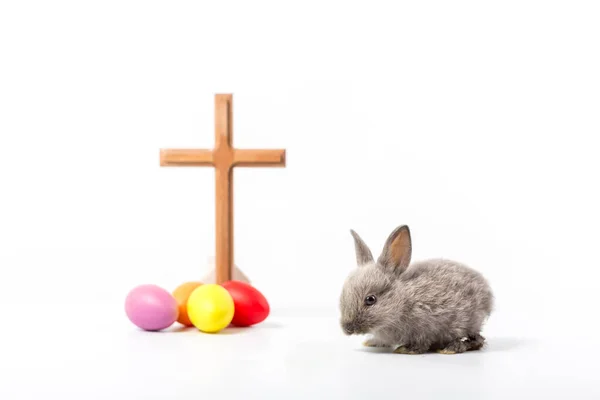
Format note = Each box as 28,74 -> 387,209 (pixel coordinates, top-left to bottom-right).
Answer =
187,284 -> 235,333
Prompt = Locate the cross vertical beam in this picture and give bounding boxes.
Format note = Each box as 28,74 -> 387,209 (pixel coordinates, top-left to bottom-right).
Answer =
214,94 -> 234,284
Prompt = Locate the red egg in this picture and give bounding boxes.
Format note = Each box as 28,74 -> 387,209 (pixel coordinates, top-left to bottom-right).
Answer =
220,280 -> 270,327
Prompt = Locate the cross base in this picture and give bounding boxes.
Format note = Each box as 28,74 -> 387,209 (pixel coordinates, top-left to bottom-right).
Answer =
201,256 -> 250,284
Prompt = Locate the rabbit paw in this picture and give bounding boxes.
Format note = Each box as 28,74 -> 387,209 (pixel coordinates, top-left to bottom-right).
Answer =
436,337 -> 471,354
393,345 -> 427,355
437,334 -> 486,354
466,333 -> 486,351
436,348 -> 459,355
363,338 -> 391,348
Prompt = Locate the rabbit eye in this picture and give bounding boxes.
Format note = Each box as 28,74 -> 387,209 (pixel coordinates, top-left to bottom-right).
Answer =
364,295 -> 377,306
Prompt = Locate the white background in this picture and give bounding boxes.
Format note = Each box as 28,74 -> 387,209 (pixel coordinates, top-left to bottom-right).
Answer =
1,1 -> 600,398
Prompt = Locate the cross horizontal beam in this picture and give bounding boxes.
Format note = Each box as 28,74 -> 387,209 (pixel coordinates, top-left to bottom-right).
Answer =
233,149 -> 286,167
160,149 -> 213,166
160,148 -> 286,168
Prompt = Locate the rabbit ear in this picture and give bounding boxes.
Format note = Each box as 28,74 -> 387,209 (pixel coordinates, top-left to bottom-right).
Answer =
350,229 -> 374,266
377,225 -> 412,275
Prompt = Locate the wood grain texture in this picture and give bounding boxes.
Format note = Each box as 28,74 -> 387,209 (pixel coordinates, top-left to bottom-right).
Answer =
159,93 -> 286,283
160,149 -> 214,166
234,149 -> 286,167
213,94 -> 234,284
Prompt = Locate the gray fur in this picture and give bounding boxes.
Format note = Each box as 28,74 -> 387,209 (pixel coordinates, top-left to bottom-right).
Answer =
350,229 -> 374,266
339,225 -> 494,354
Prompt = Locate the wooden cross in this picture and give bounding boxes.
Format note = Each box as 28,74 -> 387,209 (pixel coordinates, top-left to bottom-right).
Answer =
159,94 -> 286,283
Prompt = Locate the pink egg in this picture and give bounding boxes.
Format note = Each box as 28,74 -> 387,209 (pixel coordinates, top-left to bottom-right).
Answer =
125,284 -> 179,331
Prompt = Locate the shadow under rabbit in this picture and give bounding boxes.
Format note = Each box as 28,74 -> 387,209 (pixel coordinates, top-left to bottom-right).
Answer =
354,336 -> 530,355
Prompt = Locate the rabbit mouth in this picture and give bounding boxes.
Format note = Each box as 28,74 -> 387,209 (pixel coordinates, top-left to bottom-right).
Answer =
341,321 -> 368,335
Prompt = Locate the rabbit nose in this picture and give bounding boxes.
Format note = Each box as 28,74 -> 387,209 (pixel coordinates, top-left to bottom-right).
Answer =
342,321 -> 356,335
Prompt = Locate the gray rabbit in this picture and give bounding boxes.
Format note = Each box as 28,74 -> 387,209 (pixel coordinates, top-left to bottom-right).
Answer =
339,225 -> 493,354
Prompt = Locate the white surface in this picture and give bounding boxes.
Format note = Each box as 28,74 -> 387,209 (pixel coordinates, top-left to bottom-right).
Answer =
1,305 -> 598,400
1,1 -> 600,398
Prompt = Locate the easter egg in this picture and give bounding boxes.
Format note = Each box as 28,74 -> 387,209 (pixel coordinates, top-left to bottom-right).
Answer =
125,284 -> 179,331
172,281 -> 203,326
187,284 -> 234,333
220,280 -> 270,327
